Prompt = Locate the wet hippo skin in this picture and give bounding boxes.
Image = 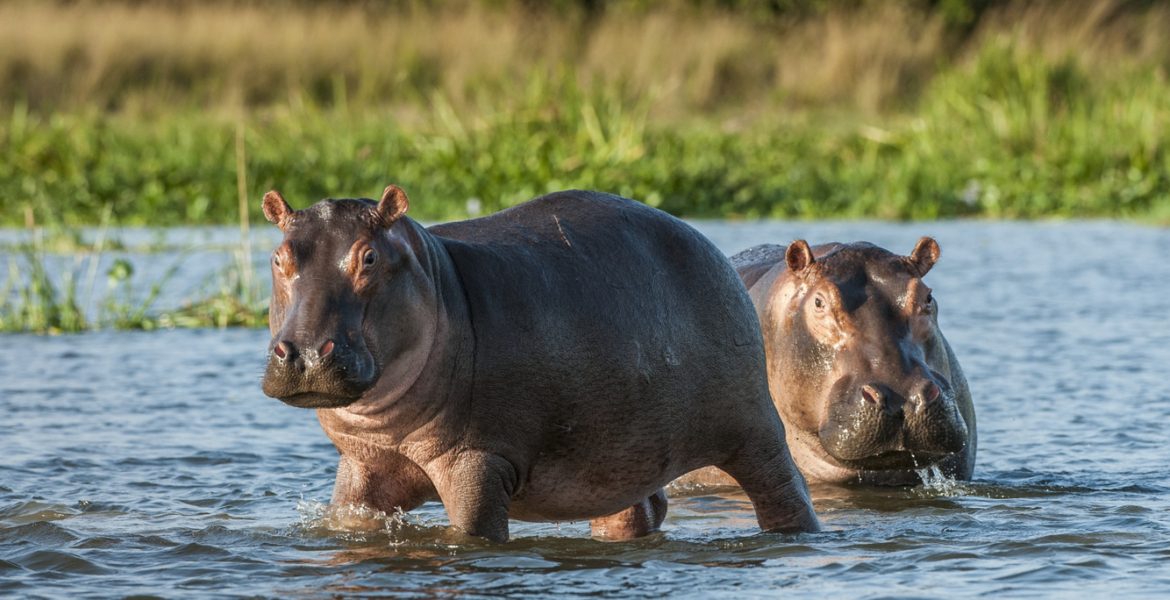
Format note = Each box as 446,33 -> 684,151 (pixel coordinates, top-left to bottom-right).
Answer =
259,185 -> 820,542
684,238 -> 975,487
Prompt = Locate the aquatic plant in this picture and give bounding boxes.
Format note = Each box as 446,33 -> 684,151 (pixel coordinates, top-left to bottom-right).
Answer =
0,213 -> 269,334
157,247 -> 268,330
0,251 -> 87,334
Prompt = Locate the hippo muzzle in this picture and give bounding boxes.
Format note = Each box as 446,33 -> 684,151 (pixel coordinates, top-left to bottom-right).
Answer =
818,371 -> 968,470
261,332 -> 377,408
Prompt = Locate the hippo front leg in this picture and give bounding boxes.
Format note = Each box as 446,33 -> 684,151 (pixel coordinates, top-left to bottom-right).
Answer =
331,453 -> 436,515
589,489 -> 668,541
434,451 -> 519,543
721,440 -> 821,533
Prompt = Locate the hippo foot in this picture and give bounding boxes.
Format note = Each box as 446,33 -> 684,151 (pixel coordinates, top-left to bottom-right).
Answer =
589,489 -> 668,541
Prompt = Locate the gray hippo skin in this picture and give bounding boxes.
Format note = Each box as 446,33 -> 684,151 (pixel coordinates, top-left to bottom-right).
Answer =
695,238 -> 975,486
259,185 -> 819,542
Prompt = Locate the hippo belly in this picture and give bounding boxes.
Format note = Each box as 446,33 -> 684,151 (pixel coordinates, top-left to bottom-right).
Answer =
504,401 -> 695,522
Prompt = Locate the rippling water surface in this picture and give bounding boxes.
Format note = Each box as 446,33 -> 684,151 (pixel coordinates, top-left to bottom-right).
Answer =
3,221 -> 1169,598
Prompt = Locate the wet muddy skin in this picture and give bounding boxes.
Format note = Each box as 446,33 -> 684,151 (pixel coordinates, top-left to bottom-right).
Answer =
3,221 -> 1169,597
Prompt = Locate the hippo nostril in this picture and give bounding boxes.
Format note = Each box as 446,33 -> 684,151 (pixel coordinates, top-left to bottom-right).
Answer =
319,339 -> 335,358
273,341 -> 294,361
908,381 -> 941,413
862,384 -> 904,417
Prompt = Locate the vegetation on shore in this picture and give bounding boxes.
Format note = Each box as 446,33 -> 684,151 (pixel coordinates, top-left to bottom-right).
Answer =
5,48 -> 1169,229
3,0 -> 1170,227
2,0 -> 1169,332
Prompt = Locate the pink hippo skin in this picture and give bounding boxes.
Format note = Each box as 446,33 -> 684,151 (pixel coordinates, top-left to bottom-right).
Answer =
683,238 -> 975,487
259,185 -> 820,542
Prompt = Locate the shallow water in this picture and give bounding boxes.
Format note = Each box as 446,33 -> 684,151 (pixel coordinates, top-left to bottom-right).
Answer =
3,221 -> 1170,598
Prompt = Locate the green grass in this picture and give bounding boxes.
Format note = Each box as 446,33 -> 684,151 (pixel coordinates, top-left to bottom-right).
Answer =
4,44 -> 1169,228
0,204 -> 267,334
0,245 -> 268,334
3,22 -> 1170,332
0,250 -> 88,334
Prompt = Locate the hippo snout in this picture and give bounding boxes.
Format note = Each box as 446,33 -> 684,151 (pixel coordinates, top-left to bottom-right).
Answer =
262,336 -> 376,408
819,375 -> 967,469
271,338 -> 336,372
860,379 -> 943,417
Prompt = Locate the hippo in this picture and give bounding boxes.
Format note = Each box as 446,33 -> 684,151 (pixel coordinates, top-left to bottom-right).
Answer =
259,184 -> 819,542
689,238 -> 975,487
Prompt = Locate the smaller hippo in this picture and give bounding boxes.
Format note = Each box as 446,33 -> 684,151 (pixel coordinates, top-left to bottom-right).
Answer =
259,185 -> 819,542
723,238 -> 976,485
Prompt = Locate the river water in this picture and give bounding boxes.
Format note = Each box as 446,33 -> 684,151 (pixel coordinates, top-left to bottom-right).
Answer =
2,220 -> 1169,598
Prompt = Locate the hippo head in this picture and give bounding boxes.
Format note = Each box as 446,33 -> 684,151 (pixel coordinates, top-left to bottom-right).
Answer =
770,238 -> 968,474
260,185 -> 437,409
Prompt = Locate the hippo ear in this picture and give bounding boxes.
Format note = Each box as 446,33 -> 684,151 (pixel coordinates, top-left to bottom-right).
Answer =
785,239 -> 815,273
909,236 -> 940,276
374,184 -> 410,228
262,190 -> 292,229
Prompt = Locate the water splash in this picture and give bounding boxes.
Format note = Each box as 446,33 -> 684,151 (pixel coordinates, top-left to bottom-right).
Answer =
913,465 -> 971,496
295,500 -> 434,545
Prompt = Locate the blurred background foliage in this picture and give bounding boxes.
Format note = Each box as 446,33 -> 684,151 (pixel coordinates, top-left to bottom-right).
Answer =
1,0 -> 1169,226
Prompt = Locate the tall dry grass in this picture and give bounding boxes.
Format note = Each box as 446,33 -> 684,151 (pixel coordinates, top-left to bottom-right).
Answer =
3,0 -> 1166,118
970,1 -> 1170,67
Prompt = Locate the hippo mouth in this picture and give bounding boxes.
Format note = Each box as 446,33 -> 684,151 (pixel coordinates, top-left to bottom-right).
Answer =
274,390 -> 364,409
261,364 -> 376,409
262,371 -> 374,408
829,448 -> 958,471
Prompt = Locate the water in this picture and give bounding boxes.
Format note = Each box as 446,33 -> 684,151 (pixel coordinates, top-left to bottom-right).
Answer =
3,220 -> 1170,598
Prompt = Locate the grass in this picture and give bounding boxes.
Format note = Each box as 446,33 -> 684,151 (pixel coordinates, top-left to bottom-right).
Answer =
0,157 -> 268,333
2,0 -> 1170,331
0,241 -> 268,334
4,45 -> 1169,228
4,1 -> 1169,226
0,1 -> 957,116
0,250 -> 88,334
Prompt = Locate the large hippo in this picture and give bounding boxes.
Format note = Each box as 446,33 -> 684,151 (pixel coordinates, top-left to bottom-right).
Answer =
259,184 -> 819,542
715,238 -> 976,486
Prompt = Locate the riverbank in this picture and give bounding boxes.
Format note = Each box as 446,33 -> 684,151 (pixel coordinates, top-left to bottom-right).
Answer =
2,1 -> 1169,227
4,1 -> 1170,332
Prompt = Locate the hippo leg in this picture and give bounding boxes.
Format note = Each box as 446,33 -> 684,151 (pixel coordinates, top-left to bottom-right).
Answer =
435,452 -> 518,543
720,441 -> 821,533
589,489 -> 668,541
331,453 -> 436,515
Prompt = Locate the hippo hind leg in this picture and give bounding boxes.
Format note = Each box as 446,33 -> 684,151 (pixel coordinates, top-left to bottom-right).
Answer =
720,439 -> 821,533
589,489 -> 668,541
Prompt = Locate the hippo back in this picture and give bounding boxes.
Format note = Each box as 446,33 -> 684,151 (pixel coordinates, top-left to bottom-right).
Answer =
429,190 -> 765,422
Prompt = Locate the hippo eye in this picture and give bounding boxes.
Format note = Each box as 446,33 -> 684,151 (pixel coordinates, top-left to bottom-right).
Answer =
362,248 -> 378,269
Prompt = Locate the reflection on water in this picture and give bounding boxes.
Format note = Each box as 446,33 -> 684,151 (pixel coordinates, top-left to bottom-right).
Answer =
2,220 -> 1170,597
